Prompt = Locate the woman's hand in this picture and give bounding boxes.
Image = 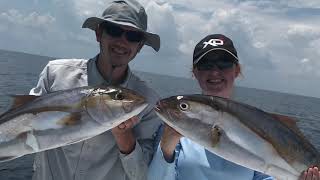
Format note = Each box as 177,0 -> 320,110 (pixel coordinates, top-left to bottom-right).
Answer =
160,124 -> 182,162
300,167 -> 319,180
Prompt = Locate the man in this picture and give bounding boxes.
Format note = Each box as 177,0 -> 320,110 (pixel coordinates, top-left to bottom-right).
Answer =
30,0 -> 161,180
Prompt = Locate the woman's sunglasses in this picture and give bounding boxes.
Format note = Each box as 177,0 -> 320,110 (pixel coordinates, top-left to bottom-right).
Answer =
195,55 -> 236,71
101,23 -> 145,43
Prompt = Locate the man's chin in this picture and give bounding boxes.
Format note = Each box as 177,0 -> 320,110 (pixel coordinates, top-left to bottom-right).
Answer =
111,64 -> 127,68
110,58 -> 130,66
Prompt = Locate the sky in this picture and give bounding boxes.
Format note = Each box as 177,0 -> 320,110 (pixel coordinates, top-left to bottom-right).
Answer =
0,0 -> 319,98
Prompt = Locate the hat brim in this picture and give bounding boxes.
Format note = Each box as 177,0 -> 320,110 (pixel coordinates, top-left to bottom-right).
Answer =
193,48 -> 239,65
82,17 -> 160,52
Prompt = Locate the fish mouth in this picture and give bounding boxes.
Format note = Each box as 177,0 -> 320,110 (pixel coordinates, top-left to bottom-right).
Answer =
153,102 -> 170,124
154,101 -> 162,113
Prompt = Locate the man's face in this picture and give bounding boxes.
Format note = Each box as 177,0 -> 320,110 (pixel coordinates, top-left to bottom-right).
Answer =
96,23 -> 144,67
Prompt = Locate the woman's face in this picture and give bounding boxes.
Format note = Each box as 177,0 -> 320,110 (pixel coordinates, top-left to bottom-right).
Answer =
193,62 -> 240,98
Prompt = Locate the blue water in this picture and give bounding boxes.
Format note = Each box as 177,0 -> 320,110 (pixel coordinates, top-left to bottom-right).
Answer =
0,49 -> 319,179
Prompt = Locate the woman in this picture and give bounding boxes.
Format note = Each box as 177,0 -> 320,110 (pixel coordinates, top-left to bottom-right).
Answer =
148,34 -> 319,180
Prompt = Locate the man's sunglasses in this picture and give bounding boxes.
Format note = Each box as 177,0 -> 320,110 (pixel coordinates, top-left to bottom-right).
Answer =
101,23 -> 145,43
195,55 -> 236,71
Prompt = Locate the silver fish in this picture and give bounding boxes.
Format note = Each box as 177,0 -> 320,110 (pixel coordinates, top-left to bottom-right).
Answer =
0,86 -> 147,162
155,94 -> 320,180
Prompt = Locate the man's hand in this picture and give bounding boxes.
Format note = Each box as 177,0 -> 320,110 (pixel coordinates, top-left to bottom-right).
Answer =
300,167 -> 319,180
112,116 -> 139,154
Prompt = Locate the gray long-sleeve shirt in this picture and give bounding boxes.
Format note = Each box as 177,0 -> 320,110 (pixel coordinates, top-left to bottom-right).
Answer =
29,56 -> 161,180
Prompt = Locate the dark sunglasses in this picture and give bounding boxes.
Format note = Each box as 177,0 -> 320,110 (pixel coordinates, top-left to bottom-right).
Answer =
195,55 -> 236,71
101,23 -> 145,43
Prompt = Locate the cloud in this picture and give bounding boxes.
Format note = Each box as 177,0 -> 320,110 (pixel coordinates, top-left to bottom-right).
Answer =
279,0 -> 320,8
232,0 -> 320,9
0,9 -> 55,29
287,24 -> 320,41
144,2 -> 180,56
71,0 -> 105,18
1,0 -> 320,97
0,9 -> 60,56
279,24 -> 320,76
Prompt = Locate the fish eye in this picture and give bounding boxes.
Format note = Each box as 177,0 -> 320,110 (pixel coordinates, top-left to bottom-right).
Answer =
179,102 -> 189,111
115,92 -> 124,100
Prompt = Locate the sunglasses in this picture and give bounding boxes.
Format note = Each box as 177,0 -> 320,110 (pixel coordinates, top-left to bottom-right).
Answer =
195,55 -> 236,71
101,23 -> 145,43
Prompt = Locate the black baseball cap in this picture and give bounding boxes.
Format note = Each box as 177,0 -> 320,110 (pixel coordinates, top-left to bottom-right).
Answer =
82,0 -> 160,52
193,34 -> 239,65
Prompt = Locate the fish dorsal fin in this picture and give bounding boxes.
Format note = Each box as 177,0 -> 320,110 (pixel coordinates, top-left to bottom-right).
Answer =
269,113 -> 305,138
270,113 -> 296,127
10,95 -> 40,109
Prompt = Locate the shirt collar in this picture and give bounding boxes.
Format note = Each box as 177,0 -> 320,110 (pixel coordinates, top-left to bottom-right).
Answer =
87,55 -> 131,88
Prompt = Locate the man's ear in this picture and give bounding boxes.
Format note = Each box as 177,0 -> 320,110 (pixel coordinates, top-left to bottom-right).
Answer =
136,41 -> 144,53
95,25 -> 103,42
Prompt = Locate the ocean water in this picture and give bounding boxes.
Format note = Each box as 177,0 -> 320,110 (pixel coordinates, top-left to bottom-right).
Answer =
0,49 -> 319,179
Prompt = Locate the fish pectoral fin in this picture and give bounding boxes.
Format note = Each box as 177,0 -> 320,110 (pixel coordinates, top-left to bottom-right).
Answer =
211,125 -> 222,147
0,156 -> 18,162
57,112 -> 82,126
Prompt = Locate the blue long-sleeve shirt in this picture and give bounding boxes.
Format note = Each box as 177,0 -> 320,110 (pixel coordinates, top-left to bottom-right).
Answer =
148,126 -> 273,180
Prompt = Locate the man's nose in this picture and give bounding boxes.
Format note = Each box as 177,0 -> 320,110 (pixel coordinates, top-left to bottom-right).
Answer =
118,33 -> 130,43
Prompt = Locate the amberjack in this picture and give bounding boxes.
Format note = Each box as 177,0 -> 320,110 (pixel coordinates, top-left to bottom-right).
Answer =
154,94 -> 320,180
0,86 -> 147,162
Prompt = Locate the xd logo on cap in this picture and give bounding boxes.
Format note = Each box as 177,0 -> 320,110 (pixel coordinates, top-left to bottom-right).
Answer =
203,39 -> 224,48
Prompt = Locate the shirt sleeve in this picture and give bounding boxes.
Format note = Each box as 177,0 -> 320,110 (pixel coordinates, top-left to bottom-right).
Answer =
148,144 -> 177,180
119,108 -> 162,180
252,171 -> 274,180
29,64 -> 51,95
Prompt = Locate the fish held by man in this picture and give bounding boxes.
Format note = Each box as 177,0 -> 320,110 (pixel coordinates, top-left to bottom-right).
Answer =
0,86 -> 147,162
154,94 -> 320,180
